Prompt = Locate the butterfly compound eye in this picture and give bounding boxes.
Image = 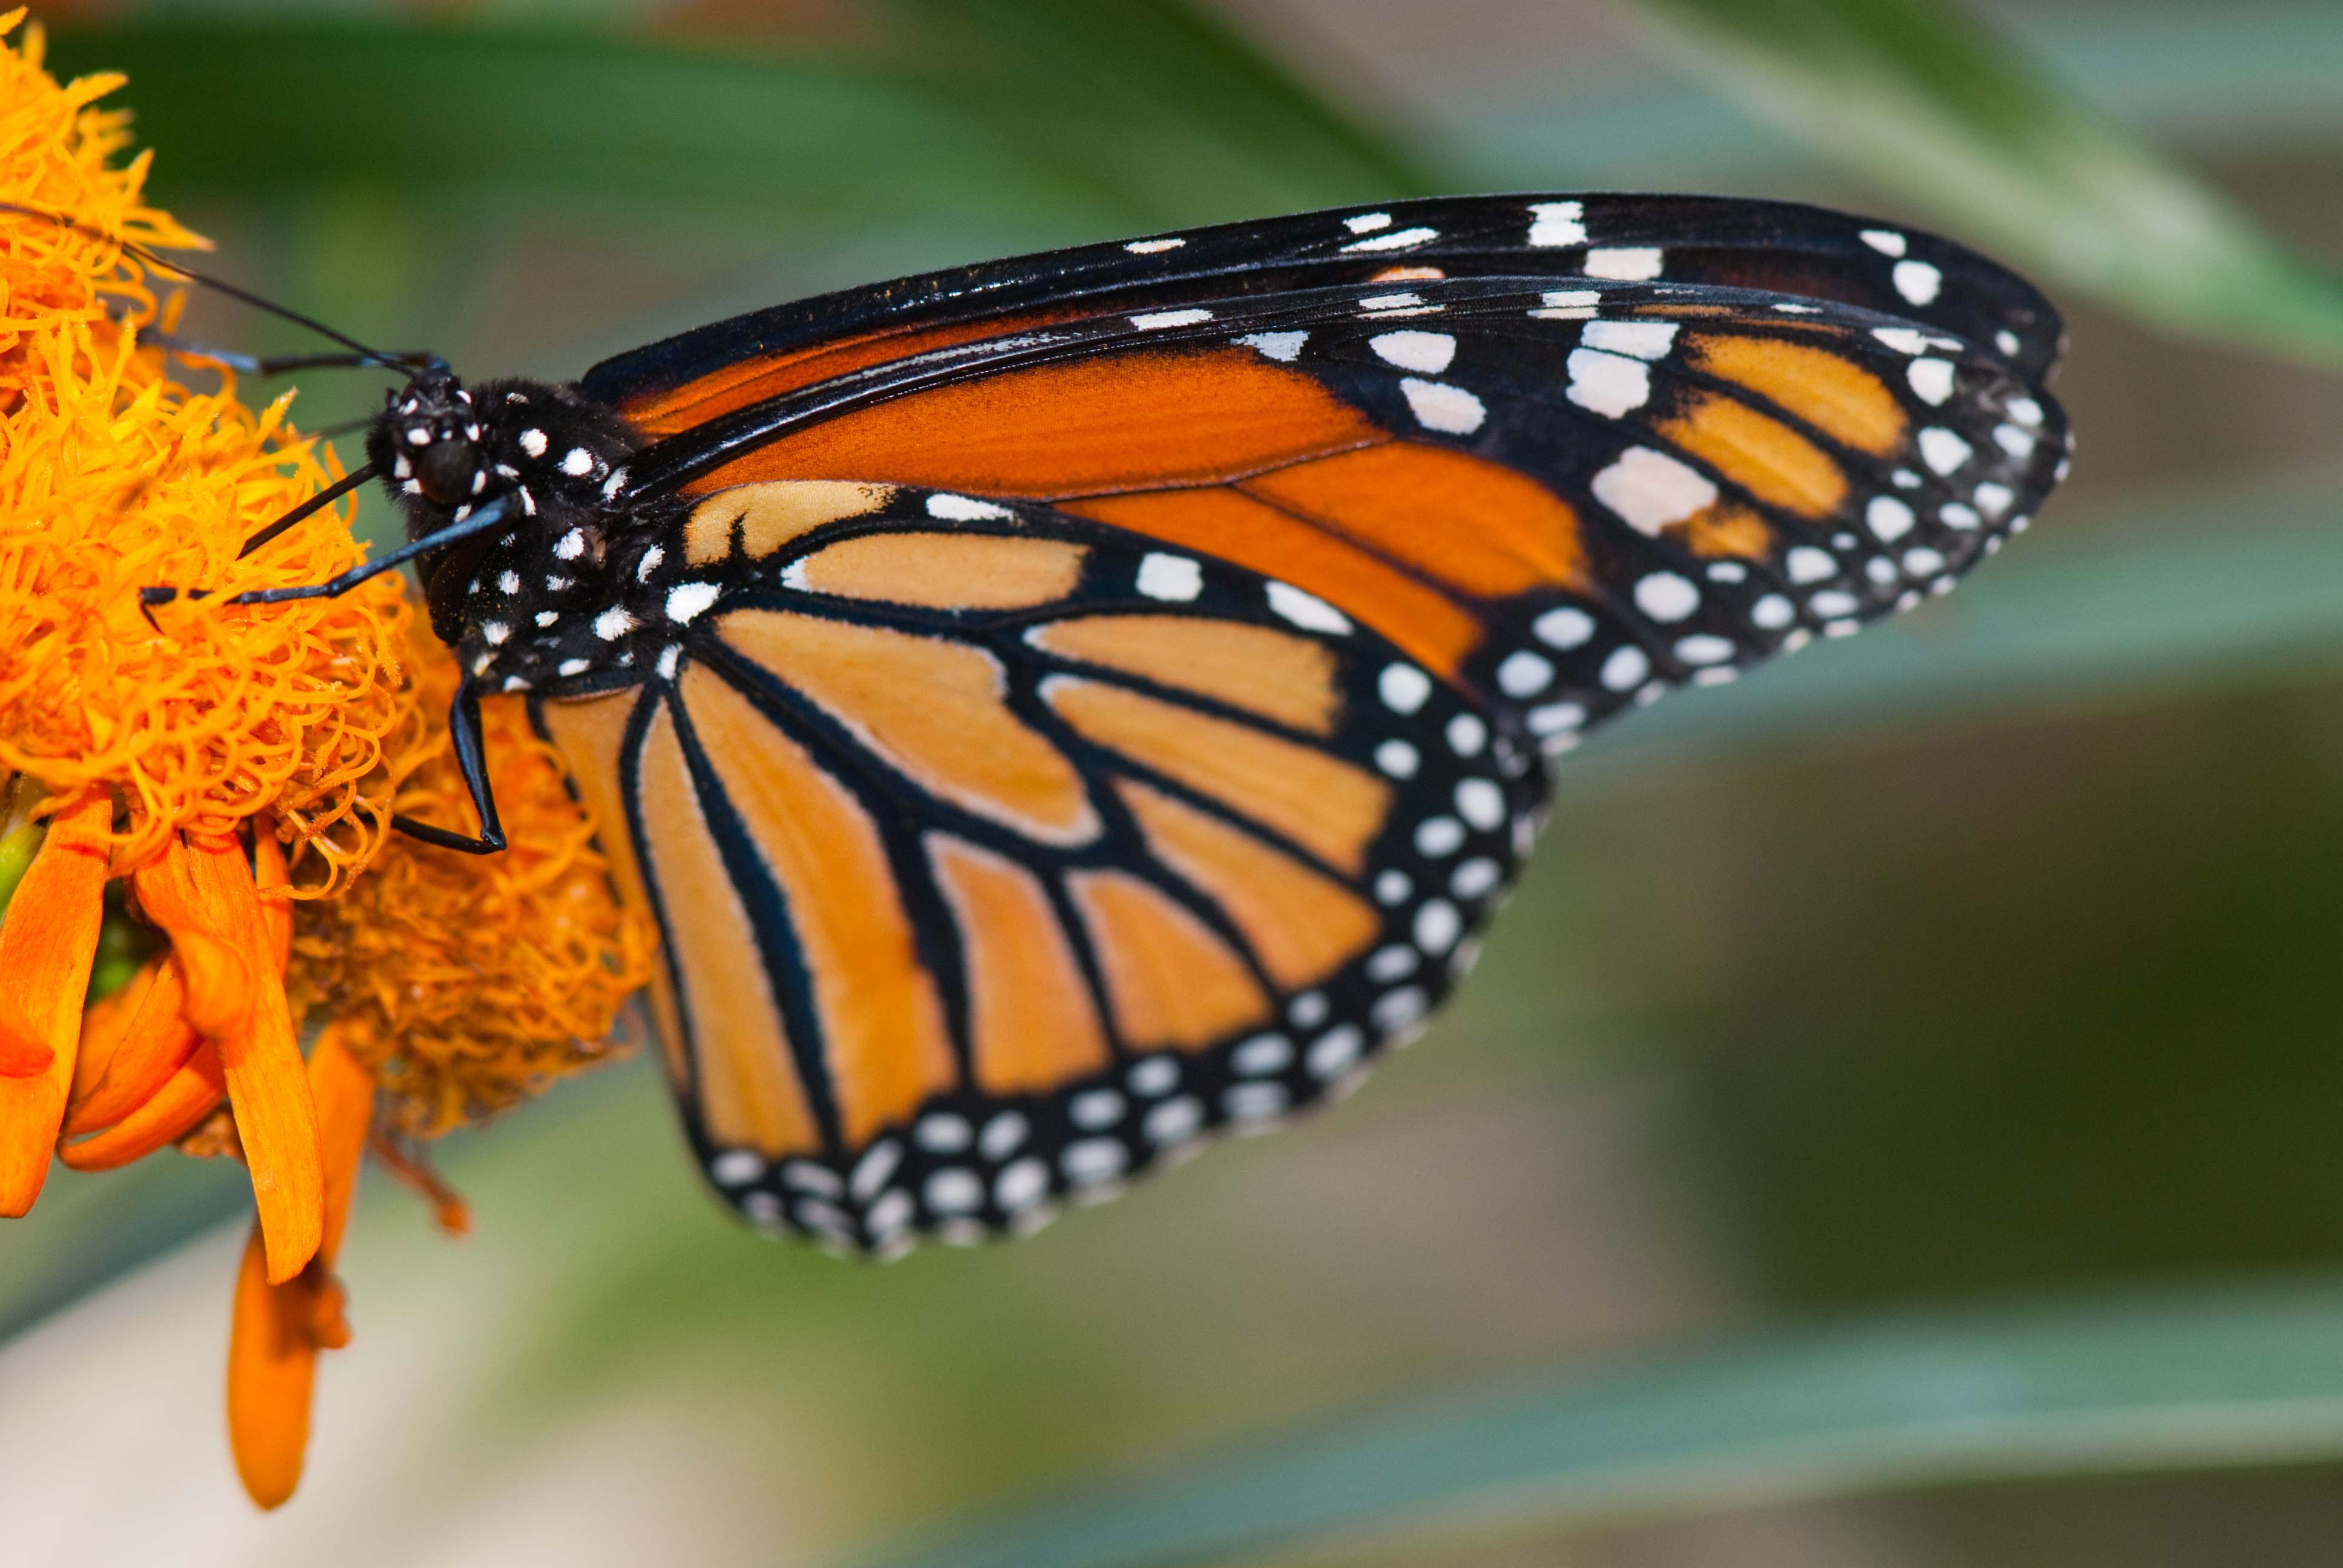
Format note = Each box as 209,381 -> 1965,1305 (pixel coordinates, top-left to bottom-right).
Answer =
413,437 -> 477,505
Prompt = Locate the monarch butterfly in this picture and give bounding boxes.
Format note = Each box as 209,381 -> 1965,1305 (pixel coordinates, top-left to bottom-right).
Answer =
182,194 -> 2071,1257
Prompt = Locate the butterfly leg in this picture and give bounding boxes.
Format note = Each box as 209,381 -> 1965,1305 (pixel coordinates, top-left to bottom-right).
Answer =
390,675 -> 507,856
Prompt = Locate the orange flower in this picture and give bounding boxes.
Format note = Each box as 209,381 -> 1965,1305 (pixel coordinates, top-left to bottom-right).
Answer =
0,16 -> 651,1511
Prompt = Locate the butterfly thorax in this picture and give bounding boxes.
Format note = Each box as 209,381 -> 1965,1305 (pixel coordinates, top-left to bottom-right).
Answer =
367,371 -> 680,692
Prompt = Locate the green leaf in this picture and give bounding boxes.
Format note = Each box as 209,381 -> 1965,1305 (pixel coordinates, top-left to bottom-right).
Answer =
1617,0 -> 2343,368
40,5 -> 1425,235
858,1275 -> 2343,1568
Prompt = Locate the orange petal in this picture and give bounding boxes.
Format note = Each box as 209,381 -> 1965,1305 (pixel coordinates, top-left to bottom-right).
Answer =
225,1227 -> 317,1511
226,1029 -> 373,1512
172,929 -> 252,1039
0,990 -> 53,1078
0,791 -> 116,1214
64,955 -> 200,1135
185,835 -> 322,1284
308,1026 -> 374,1264
253,829 -> 292,973
56,1040 -> 226,1171
68,954 -> 158,1103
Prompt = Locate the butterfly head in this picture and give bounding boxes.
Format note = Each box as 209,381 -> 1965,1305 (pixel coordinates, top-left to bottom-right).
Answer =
367,370 -> 661,679
372,367 -> 484,507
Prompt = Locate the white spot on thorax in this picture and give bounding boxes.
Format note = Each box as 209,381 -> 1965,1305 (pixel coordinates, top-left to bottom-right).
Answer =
497,570 -> 521,594
594,607 -> 636,640
552,528 -> 586,560
518,428 -> 548,457
560,447 -> 595,476
667,582 -> 721,624
480,621 -> 511,646
637,545 -> 664,582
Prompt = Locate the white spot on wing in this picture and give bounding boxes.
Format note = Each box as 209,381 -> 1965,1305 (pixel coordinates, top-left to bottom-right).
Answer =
1907,358 -> 1956,404
1369,330 -> 1455,373
1582,319 -> 1677,360
1526,200 -> 1586,247
1342,226 -> 1438,253
1399,377 -> 1484,434
1893,259 -> 1943,305
1130,308 -> 1213,331
927,492 -> 1011,521
1565,348 -> 1650,417
1344,211 -> 1393,234
1266,581 -> 1351,633
1378,663 -> 1432,713
1590,446 -> 1717,534
1237,331 -> 1308,362
1125,237 -> 1185,253
1860,229 -> 1909,256
1583,246 -> 1662,281
1919,426 -> 1973,474
1136,554 -> 1202,601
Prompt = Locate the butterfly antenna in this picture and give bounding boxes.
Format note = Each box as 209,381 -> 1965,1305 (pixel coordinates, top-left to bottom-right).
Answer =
0,198 -> 425,372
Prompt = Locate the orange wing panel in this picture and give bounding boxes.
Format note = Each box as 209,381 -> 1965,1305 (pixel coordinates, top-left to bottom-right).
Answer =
925,834 -> 1113,1096
1063,488 -> 1486,678
537,691 -> 687,1085
1044,676 -> 1390,875
678,348 -> 1383,499
718,608 -> 1101,847
1026,614 -> 1343,736
683,667 -> 958,1148
1115,779 -> 1379,990
1656,390 -> 1847,519
634,702 -> 822,1157
1240,442 -> 1590,598
620,311 -> 1078,438
1067,869 -> 1272,1051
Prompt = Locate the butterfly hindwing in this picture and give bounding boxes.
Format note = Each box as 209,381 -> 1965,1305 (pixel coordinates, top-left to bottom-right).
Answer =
537,489 -> 1539,1252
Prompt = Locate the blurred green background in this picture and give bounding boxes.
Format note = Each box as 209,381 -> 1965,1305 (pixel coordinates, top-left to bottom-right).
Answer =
4,1 -> 2343,1563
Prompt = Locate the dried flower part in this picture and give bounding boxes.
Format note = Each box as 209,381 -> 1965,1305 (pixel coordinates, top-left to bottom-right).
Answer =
0,13 -> 417,888
289,632 -> 657,1137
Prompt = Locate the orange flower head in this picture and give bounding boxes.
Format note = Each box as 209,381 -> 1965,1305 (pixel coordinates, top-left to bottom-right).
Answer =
0,17 -> 651,1512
